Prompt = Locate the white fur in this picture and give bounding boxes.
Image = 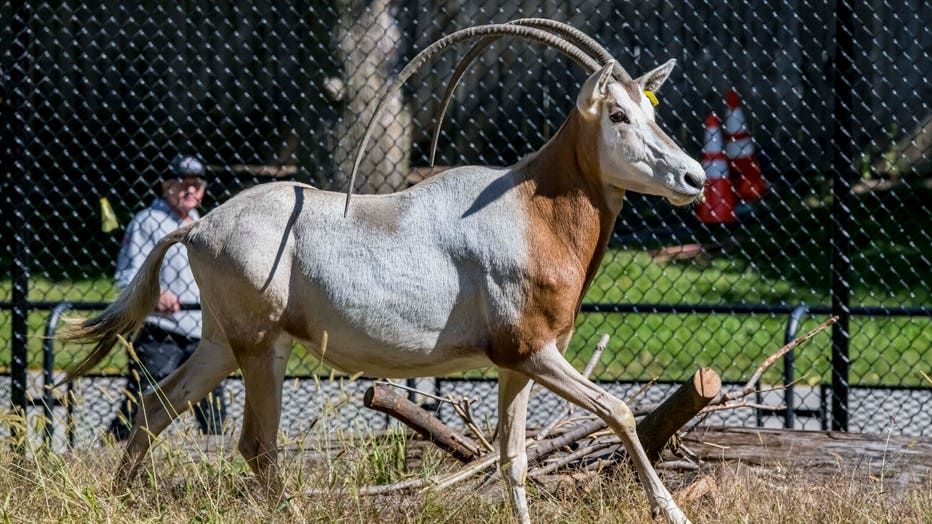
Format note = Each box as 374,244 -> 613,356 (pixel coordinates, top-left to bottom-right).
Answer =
188,166 -> 529,377
638,91 -> 656,120
597,82 -> 703,205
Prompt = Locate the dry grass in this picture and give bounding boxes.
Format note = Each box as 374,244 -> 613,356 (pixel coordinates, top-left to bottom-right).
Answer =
1,410 -> 929,524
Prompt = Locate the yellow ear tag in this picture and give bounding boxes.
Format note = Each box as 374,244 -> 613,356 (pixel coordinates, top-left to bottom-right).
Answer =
644,90 -> 659,107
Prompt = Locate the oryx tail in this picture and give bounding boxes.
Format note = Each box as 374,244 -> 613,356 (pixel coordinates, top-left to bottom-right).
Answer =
59,223 -> 195,385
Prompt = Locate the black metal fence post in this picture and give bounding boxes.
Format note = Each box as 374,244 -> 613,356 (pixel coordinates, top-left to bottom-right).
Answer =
783,306 -> 810,429
8,0 -> 32,444
829,0 -> 856,432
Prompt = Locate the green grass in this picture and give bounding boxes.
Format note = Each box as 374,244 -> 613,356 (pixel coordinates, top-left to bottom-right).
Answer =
563,248 -> 931,386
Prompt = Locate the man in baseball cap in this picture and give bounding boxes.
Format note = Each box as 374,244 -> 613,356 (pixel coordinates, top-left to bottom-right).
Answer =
107,152 -> 226,440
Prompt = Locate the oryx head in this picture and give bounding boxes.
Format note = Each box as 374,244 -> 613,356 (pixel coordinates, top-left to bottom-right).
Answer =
576,60 -> 705,206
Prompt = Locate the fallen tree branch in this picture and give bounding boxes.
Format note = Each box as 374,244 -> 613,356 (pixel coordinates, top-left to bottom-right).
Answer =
682,315 -> 838,433
363,384 -> 481,462
636,367 -> 721,463
343,316 -> 839,495
441,417 -> 612,491
372,380 -> 495,453
656,460 -> 700,471
528,441 -> 610,477
531,316 -> 838,470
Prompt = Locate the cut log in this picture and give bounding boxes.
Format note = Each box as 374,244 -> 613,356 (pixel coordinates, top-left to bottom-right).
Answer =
363,384 -> 481,463
636,368 -> 722,463
685,426 -> 932,489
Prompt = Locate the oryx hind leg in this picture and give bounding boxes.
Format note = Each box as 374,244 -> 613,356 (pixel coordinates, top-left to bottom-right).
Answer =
511,343 -> 690,524
234,333 -> 292,504
117,318 -> 237,485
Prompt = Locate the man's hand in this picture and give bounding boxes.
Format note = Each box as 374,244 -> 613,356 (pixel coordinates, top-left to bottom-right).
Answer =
157,290 -> 181,314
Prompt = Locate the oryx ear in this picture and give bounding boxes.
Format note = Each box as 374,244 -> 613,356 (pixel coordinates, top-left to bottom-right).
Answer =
635,59 -> 676,92
576,61 -> 615,119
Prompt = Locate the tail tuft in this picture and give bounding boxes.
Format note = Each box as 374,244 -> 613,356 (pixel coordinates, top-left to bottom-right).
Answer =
56,224 -> 194,386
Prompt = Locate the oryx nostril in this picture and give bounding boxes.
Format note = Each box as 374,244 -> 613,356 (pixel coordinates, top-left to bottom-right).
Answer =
684,172 -> 705,191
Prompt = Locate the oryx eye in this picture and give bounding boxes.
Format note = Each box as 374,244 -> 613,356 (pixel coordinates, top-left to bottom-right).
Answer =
609,111 -> 628,124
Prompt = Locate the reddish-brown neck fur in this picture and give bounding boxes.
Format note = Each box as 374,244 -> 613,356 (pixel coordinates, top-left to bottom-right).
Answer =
520,109 -> 621,300
489,110 -> 623,367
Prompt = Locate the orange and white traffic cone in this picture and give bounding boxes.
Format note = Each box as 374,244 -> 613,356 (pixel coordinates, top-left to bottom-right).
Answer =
724,90 -> 766,201
696,113 -> 738,224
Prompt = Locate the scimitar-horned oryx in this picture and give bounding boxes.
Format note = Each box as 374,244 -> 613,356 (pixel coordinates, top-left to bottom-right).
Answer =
62,19 -> 705,524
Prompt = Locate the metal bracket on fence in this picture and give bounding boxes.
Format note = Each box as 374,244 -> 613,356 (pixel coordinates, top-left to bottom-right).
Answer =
37,302 -> 74,447
37,301 -> 204,448
782,305 -> 807,429
755,305 -> 829,430
783,306 -> 831,430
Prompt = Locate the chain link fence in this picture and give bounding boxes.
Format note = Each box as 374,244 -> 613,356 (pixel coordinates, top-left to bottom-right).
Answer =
2,1 -> 929,448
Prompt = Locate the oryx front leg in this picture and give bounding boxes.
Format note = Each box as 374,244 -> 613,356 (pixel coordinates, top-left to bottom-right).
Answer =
498,370 -> 533,524
513,343 -> 690,524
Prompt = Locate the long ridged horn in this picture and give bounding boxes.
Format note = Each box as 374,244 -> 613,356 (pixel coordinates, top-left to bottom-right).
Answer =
343,23 -> 601,216
429,18 -> 632,166
514,18 -> 631,80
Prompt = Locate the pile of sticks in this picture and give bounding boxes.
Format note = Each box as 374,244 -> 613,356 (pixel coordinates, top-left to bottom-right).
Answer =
355,316 -> 838,495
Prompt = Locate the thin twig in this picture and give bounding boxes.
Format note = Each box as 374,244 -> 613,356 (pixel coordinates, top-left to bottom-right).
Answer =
528,441 -> 610,477
735,315 -> 838,400
449,396 -> 495,452
375,379 -> 449,404
304,477 -> 425,496
428,448 -> 505,491
626,375 -> 659,405
581,334 -> 610,378
533,414 -> 599,441
698,402 -> 786,414
919,370 -> 932,386
535,405 -> 573,442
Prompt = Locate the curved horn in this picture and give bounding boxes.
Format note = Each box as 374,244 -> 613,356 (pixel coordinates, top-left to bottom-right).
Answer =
429,18 -> 631,166
428,38 -> 493,167
344,23 -> 600,216
514,18 -> 629,79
